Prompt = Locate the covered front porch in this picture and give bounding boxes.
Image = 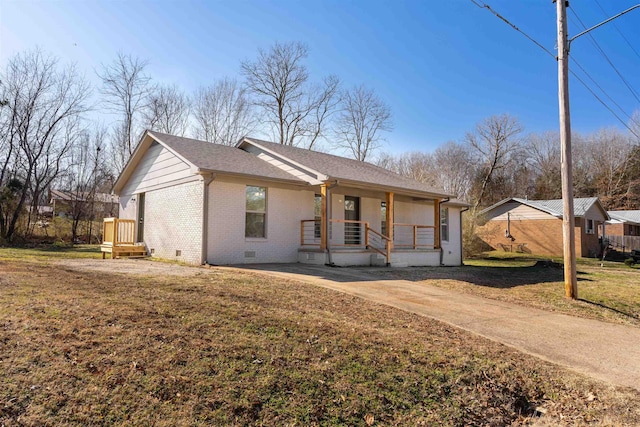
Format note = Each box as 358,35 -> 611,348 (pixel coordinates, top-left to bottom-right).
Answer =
298,184 -> 446,267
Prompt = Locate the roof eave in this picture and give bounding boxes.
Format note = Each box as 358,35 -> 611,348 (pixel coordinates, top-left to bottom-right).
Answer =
331,178 -> 454,200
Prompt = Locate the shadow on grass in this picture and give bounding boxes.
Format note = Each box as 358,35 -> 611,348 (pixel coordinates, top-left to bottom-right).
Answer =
238,262 -> 571,288
31,244 -> 100,254
578,298 -> 640,322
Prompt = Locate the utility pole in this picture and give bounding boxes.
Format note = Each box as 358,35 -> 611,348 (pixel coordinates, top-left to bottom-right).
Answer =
556,0 -> 578,299
555,2 -> 640,299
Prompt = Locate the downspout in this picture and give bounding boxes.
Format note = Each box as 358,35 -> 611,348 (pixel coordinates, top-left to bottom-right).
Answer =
460,206 -> 470,266
439,197 -> 450,266
201,173 -> 216,265
325,180 -> 339,266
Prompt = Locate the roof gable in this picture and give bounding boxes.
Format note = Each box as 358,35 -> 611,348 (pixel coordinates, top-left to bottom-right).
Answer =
240,137 -> 453,198
113,131 -> 307,194
480,197 -> 608,219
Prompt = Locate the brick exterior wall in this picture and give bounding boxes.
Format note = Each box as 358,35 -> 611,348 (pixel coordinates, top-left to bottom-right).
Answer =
144,180 -> 204,264
478,218 -> 599,257
207,179 -> 314,264
606,223 -> 624,236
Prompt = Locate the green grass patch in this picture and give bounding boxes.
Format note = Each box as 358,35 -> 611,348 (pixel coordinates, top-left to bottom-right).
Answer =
0,244 -> 102,261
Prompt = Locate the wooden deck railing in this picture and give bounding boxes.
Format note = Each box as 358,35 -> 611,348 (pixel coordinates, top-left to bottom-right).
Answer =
391,223 -> 436,249
300,219 -> 392,263
102,218 -> 136,246
301,220 -> 436,252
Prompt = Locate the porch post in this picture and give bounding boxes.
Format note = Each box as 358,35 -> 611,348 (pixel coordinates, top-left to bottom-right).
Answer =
434,199 -> 441,249
320,184 -> 327,251
386,192 -> 394,249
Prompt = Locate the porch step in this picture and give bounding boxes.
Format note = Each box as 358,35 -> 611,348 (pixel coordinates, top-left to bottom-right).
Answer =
101,244 -> 147,259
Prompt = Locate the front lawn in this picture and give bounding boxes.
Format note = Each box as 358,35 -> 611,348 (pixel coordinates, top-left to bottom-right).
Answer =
1,248 -> 639,425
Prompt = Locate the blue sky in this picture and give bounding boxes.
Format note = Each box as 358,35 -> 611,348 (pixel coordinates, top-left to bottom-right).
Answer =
2,0 -> 639,154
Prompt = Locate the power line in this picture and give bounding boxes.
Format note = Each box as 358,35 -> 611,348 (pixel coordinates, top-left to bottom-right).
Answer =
593,0 -> 640,62
570,68 -> 640,139
469,0 -> 556,59
570,56 -> 636,124
570,8 -> 640,103
470,0 -> 640,138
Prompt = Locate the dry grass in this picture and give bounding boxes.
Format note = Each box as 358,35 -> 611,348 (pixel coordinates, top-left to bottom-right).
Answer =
1,248 -> 640,426
378,252 -> 640,326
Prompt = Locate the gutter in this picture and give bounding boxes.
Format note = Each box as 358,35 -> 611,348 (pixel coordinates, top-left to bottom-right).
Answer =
201,173 -> 216,265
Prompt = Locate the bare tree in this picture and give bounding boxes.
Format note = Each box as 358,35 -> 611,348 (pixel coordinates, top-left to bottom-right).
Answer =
630,109 -> 640,144
61,128 -> 107,242
0,49 -> 90,242
192,78 -> 254,145
144,84 -> 190,136
433,141 -> 475,201
466,114 -> 523,210
525,131 -> 561,199
334,85 -> 392,161
98,53 -> 152,171
241,41 -> 340,148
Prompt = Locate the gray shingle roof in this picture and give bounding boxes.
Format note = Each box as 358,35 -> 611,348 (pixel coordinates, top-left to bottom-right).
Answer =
148,131 -> 305,184
243,137 -> 453,197
608,210 -> 640,224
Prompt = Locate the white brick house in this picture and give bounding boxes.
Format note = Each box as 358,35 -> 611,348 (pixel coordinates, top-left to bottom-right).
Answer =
112,131 -> 468,266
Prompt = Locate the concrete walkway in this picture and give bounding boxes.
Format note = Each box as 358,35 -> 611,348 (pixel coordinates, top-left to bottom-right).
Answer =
227,264 -> 640,391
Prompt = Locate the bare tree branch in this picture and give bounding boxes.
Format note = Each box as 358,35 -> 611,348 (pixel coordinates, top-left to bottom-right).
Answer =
192,78 -> 255,145
144,84 -> 190,136
334,85 -> 392,161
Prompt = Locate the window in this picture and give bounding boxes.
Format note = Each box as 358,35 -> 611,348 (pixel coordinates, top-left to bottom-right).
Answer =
381,202 -> 387,236
440,207 -> 449,242
586,219 -> 595,235
314,194 -> 322,238
245,186 -> 266,238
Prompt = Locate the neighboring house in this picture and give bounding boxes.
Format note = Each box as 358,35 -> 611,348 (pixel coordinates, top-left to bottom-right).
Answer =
50,189 -> 119,219
605,210 -> 640,251
111,130 -> 469,266
477,197 -> 609,257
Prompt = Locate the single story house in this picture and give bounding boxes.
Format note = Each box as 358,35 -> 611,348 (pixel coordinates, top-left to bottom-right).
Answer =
477,197 -> 609,257
110,130 -> 468,266
604,210 -> 640,251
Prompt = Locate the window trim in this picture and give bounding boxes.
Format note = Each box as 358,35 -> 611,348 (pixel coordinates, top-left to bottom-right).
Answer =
585,218 -> 595,235
440,206 -> 449,242
245,185 -> 267,239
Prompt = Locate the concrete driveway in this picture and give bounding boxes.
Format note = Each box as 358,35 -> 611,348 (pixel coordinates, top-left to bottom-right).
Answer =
225,263 -> 640,391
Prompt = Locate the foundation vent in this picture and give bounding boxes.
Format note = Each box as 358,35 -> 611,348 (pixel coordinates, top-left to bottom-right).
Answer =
244,251 -> 256,258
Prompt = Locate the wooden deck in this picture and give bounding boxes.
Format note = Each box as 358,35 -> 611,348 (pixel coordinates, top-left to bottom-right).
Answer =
100,218 -> 147,259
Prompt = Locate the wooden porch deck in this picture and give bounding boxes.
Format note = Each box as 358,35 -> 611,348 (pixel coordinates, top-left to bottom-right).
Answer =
100,218 -> 147,259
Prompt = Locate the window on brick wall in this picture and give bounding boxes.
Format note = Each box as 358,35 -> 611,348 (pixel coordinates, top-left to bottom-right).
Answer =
246,186 -> 266,238
441,207 -> 449,242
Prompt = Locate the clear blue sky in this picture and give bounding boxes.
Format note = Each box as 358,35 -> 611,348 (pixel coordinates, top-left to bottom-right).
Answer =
2,0 -> 639,154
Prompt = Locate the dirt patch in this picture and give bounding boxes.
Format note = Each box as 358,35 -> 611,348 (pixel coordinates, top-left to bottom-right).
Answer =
53,258 -> 212,277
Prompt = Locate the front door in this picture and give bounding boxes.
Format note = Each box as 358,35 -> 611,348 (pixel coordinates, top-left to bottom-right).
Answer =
137,193 -> 145,242
344,196 -> 360,245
